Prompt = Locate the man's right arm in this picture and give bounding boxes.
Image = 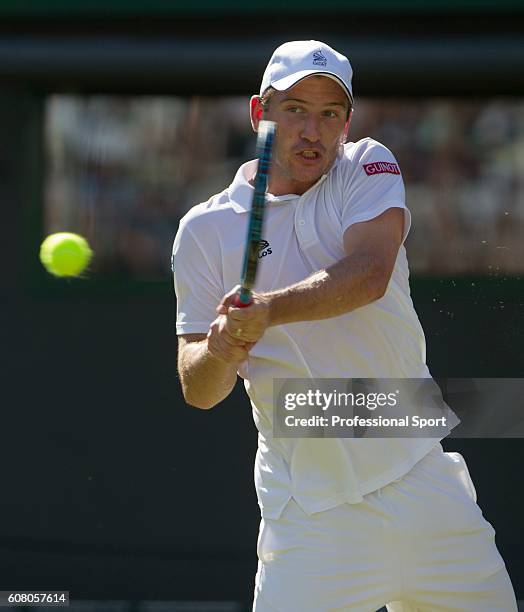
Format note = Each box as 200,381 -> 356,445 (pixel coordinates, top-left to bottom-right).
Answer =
177,315 -> 253,410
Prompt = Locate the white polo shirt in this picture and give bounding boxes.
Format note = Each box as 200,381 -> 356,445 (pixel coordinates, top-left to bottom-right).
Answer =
172,138 -> 441,519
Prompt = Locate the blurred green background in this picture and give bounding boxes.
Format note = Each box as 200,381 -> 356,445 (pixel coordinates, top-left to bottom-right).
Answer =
1,1 -> 523,609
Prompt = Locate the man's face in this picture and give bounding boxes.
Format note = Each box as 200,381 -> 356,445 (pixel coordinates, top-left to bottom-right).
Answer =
254,75 -> 350,196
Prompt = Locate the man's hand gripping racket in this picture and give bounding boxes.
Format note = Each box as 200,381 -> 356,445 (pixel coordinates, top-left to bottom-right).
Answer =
232,120 -> 277,308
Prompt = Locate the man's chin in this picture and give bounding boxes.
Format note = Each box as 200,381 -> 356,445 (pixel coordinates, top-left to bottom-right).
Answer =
290,156 -> 330,182
292,168 -> 325,186
272,158 -> 329,193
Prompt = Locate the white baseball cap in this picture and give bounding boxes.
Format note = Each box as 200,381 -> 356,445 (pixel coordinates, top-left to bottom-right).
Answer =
260,40 -> 354,106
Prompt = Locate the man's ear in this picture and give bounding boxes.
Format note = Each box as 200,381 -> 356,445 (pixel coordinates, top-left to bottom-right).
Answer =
341,109 -> 353,144
250,95 -> 264,132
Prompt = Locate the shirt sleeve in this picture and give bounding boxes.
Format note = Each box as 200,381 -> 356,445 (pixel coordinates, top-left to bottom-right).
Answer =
341,140 -> 411,244
172,219 -> 223,335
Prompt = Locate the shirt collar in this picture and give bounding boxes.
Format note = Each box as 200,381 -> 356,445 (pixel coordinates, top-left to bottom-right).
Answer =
228,151 -> 342,214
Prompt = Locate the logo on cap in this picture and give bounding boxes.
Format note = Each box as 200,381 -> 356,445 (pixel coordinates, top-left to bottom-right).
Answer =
312,49 -> 327,67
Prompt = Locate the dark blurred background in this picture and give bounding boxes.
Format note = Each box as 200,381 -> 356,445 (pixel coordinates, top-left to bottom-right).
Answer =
1,1 -> 523,610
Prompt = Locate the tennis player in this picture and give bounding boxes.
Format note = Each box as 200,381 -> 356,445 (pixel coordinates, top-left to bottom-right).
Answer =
172,40 -> 517,611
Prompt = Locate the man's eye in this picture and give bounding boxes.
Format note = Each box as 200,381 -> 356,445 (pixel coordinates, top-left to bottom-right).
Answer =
286,107 -> 303,113
323,110 -> 339,118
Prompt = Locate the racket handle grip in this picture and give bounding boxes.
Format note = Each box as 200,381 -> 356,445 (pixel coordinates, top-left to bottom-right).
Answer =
232,290 -> 252,308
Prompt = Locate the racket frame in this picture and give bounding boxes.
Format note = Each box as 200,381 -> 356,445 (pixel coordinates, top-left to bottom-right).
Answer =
234,120 -> 277,307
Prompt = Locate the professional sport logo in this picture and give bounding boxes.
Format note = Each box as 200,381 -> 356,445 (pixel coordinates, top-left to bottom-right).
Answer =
258,239 -> 272,258
363,161 -> 401,176
312,50 -> 327,66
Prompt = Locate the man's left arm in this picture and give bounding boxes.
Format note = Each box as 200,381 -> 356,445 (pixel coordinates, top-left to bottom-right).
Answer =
219,207 -> 404,342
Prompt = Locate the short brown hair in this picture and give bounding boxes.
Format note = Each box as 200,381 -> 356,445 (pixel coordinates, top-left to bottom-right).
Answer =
260,87 -> 276,112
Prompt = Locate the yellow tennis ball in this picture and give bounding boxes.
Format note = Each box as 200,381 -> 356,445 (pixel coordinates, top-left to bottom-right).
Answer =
39,232 -> 93,277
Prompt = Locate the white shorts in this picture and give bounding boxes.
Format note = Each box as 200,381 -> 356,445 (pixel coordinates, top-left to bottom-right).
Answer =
253,445 -> 517,611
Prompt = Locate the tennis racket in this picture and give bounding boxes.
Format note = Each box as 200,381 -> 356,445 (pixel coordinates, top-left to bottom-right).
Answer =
232,120 -> 277,308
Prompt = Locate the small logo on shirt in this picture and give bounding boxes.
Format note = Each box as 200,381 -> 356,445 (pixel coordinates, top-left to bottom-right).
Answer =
258,239 -> 272,258
363,161 -> 401,176
312,49 -> 327,66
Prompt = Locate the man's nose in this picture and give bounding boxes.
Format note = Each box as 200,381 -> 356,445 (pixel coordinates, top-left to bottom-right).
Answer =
300,114 -> 321,142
